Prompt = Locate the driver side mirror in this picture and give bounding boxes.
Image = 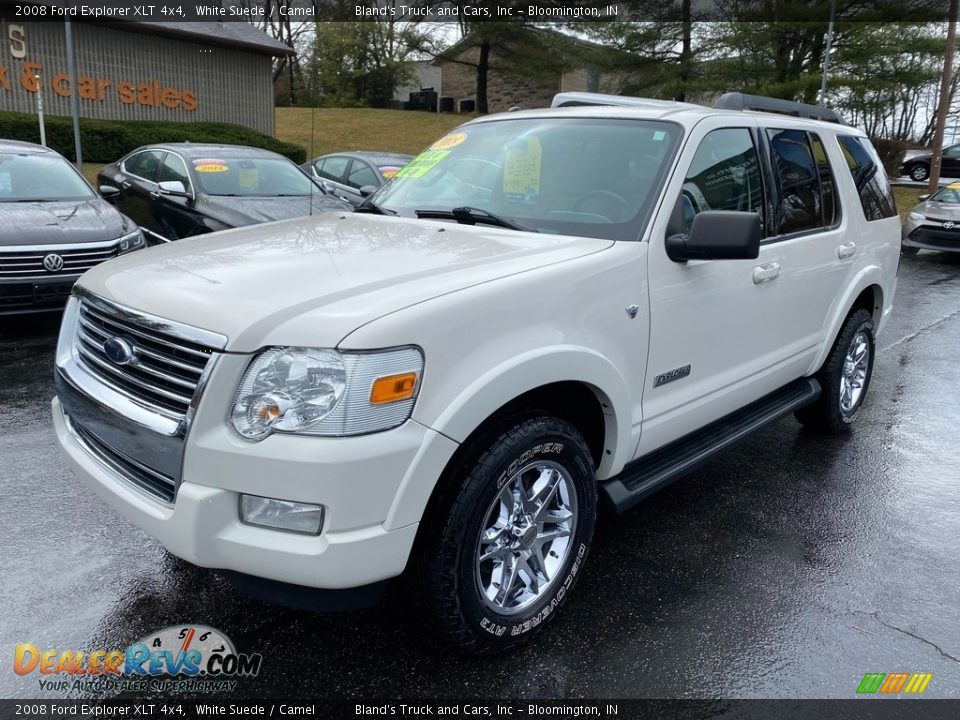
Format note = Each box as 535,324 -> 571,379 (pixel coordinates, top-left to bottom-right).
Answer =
157,180 -> 188,196
666,210 -> 761,262
918,194 -> 930,202
99,185 -> 120,200
359,185 -> 377,198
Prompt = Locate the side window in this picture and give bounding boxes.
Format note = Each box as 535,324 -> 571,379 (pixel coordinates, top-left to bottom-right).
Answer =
157,153 -> 191,191
317,156 -> 348,182
124,151 -> 164,182
809,133 -> 837,227
345,161 -> 378,189
836,136 -> 897,221
943,145 -> 960,158
766,129 -> 824,235
682,128 -> 764,233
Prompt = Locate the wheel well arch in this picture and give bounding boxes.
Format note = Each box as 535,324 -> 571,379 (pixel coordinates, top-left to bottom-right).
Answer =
408,381 -> 610,563
850,284 -> 883,327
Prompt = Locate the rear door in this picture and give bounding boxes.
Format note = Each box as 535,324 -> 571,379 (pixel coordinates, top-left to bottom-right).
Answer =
315,155 -> 355,202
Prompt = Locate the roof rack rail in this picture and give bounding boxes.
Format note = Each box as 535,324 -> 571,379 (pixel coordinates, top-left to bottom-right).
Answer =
713,92 -> 847,125
551,92 -> 697,110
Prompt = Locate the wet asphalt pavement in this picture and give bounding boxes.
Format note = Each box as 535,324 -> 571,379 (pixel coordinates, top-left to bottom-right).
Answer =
1,251 -> 958,701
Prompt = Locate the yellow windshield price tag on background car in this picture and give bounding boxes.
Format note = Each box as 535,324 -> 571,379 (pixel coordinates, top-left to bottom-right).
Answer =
394,150 -> 450,179
193,159 -> 229,173
431,133 -> 467,151
502,136 -> 542,200
238,169 -> 259,190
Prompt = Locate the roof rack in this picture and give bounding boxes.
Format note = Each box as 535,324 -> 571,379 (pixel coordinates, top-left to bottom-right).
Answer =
551,92 -> 697,110
713,92 -> 847,125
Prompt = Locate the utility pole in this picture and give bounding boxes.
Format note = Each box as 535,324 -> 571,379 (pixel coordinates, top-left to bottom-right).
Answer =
819,0 -> 837,106
64,19 -> 83,171
929,0 -> 958,193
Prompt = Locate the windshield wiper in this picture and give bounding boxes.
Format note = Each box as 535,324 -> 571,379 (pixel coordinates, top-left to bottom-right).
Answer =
354,196 -> 396,215
414,206 -> 537,233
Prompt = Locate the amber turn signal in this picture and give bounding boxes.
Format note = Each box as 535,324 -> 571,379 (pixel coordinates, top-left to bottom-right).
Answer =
370,372 -> 418,405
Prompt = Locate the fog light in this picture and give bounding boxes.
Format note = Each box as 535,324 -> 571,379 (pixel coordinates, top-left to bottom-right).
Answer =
240,495 -> 324,535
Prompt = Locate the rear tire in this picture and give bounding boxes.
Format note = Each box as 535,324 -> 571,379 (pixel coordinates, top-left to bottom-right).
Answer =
909,164 -> 930,182
416,415 -> 597,655
795,308 -> 875,434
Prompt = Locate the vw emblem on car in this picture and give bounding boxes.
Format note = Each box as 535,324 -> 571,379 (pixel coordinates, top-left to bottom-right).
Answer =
944,221 -> 956,230
102,337 -> 137,366
42,253 -> 65,272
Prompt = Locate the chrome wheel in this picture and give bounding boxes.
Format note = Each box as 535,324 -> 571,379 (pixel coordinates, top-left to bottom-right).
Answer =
840,330 -> 870,414
475,461 -> 578,615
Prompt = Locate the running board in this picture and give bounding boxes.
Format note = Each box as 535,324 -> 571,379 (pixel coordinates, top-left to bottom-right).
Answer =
600,377 -> 821,514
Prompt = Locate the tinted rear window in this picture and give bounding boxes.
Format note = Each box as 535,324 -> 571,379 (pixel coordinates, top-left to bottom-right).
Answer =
837,136 -> 897,221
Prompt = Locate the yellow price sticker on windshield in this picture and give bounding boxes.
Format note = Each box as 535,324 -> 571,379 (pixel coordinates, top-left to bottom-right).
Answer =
947,182 -> 960,190
502,136 -> 542,199
431,133 -> 467,151
195,163 -> 228,173
395,150 -> 450,179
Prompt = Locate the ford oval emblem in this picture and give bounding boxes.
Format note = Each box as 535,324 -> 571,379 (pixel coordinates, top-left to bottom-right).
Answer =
103,337 -> 137,366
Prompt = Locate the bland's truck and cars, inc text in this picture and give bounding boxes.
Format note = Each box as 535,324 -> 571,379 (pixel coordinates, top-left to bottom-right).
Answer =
51,92 -> 898,654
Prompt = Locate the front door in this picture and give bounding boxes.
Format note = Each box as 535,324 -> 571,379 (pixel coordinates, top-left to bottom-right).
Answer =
639,118 -> 821,457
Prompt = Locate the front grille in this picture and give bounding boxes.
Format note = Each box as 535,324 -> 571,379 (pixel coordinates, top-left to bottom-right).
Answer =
909,226 -> 960,249
74,300 -> 215,418
70,418 -> 176,503
0,241 -> 121,279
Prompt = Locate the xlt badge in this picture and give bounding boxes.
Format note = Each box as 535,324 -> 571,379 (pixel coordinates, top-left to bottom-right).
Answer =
654,364 -> 691,387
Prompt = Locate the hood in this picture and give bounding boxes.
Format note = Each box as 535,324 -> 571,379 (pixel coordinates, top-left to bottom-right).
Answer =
0,198 -> 130,247
77,213 -> 612,351
917,201 -> 960,221
199,194 -> 352,227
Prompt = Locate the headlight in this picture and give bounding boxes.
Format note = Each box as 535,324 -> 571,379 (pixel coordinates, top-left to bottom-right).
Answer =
118,229 -> 144,253
907,211 -> 925,223
230,346 -> 423,440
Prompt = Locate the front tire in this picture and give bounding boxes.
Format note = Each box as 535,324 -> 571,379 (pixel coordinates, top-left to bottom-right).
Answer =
901,245 -> 920,256
795,308 -> 875,434
416,415 -> 597,654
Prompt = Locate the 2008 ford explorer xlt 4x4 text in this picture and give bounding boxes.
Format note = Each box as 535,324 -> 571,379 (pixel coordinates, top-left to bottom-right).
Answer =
53,92 -> 900,653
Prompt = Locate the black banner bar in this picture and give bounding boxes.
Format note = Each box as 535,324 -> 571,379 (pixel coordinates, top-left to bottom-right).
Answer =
4,700 -> 960,720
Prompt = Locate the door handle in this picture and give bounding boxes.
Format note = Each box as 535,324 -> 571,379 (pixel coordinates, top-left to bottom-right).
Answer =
149,190 -> 160,199
121,181 -> 131,190
753,262 -> 781,284
838,241 -> 857,259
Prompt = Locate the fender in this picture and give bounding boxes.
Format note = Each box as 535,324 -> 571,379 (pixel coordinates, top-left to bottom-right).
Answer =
808,264 -> 886,374
384,345 -> 633,532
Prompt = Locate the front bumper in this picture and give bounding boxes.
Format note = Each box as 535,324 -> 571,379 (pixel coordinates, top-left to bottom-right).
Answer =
53,395 -> 425,589
902,222 -> 960,252
0,274 -> 79,315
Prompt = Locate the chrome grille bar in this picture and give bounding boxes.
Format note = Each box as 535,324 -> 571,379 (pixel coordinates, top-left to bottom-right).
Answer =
0,240 -> 121,278
73,296 -> 219,419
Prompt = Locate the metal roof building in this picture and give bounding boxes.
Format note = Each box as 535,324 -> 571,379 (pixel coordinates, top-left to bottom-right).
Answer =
0,16 -> 293,135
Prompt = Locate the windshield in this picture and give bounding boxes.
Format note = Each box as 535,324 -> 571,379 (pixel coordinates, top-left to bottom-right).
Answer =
0,154 -> 95,202
372,117 -> 682,241
191,156 -> 317,197
930,185 -> 960,203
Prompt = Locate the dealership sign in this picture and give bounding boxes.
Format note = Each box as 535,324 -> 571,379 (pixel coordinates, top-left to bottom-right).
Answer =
1,24 -> 198,111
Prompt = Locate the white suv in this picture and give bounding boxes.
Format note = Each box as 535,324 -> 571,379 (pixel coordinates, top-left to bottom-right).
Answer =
53,92 -> 899,653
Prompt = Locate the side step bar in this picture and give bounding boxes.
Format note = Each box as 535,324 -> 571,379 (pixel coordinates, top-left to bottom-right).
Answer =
600,377 -> 821,514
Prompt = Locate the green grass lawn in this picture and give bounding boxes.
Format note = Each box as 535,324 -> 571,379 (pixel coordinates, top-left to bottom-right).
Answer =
275,107 -> 468,159
893,186 -> 925,222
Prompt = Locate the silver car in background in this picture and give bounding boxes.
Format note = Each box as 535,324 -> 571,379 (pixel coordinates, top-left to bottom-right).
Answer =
902,183 -> 960,255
